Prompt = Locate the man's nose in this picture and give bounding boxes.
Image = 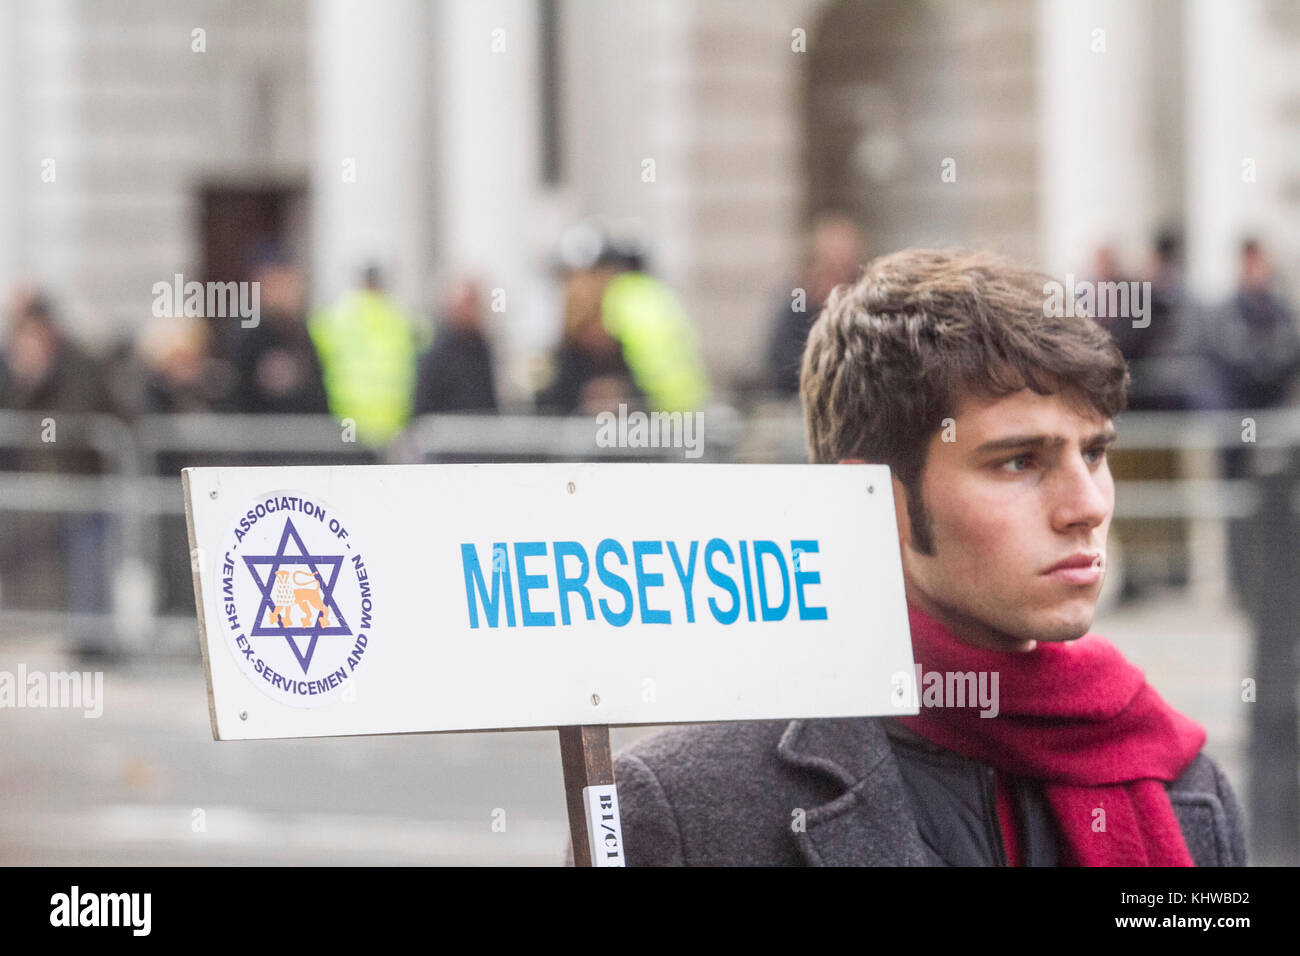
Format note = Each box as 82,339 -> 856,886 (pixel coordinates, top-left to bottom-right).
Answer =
1050,453 -> 1111,530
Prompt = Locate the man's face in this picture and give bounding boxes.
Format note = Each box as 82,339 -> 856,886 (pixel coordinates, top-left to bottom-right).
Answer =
893,387 -> 1117,652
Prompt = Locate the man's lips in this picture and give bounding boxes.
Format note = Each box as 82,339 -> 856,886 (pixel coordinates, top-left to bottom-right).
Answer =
1043,552 -> 1104,585
1045,552 -> 1103,572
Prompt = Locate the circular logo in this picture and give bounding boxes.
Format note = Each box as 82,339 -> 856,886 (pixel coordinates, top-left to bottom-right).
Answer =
215,490 -> 374,708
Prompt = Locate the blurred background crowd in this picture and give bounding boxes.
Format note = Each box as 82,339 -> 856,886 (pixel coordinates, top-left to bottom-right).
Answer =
5,215 -> 1298,430
1,0 -> 1298,866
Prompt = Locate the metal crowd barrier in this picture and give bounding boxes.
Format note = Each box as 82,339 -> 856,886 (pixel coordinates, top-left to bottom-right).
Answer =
1,406 -> 1299,644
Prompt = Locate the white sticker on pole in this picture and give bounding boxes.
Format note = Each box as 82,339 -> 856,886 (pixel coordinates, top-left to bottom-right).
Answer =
184,462 -> 917,740
583,784 -> 625,867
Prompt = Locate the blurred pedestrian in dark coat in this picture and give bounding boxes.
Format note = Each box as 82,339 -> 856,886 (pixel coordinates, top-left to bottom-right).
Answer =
414,278 -> 498,414
1209,238 -> 1300,415
0,292 -> 115,657
1207,239 -> 1300,603
231,246 -> 328,415
765,213 -> 864,395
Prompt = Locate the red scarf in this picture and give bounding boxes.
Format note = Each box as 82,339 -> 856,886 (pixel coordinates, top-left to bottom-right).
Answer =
895,603 -> 1206,866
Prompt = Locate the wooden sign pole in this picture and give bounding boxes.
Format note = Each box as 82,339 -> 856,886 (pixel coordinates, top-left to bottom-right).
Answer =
558,724 -> 624,866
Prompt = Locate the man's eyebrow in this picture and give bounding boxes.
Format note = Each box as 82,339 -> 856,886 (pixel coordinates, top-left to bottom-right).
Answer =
971,428 -> 1118,456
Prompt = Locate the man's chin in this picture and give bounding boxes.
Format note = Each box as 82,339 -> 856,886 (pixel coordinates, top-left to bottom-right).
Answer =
1026,600 -> 1097,642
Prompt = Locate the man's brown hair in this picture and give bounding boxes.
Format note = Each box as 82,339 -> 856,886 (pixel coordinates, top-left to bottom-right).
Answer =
800,248 -> 1130,555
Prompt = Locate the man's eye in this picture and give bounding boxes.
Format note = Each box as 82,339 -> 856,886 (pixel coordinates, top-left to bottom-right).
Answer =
1084,446 -> 1108,464
1000,455 -> 1033,473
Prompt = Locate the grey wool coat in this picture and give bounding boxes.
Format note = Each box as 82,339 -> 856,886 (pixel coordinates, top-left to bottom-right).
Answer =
588,716 -> 1248,867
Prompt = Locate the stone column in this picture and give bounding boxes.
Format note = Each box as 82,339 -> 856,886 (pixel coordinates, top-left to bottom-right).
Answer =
1036,0 -> 1163,275
310,0 -> 431,309
0,1 -> 20,299
1184,0 -> 1266,301
431,0 -> 542,396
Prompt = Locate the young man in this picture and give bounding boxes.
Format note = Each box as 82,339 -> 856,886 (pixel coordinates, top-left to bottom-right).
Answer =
606,248 -> 1247,866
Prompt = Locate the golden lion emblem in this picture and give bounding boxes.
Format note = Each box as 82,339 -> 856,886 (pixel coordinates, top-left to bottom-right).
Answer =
266,569 -> 331,628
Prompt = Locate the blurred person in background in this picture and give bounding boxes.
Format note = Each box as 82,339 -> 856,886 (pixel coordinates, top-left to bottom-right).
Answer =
0,291 -> 115,658
1084,243 -> 1139,349
0,292 -> 107,413
1133,229 -> 1224,412
230,243 -> 328,415
537,224 -> 708,416
309,264 -> 421,446
1208,238 -> 1300,423
137,312 -> 231,619
101,330 -> 149,421
414,277 -> 498,414
536,262 -> 642,415
1085,243 -> 1174,603
1206,238 -> 1300,605
597,236 -> 709,415
765,212 -> 864,396
1098,232 -> 1203,599
138,313 -> 229,412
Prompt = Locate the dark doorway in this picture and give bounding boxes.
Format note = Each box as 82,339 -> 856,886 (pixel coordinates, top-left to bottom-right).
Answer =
199,182 -> 308,355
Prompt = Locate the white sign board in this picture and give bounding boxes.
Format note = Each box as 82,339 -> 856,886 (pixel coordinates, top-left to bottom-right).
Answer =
184,462 -> 916,740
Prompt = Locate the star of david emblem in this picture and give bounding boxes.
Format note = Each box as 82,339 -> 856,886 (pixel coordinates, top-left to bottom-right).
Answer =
243,518 -> 351,674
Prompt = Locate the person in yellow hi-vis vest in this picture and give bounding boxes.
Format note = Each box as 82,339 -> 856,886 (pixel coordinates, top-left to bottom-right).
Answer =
308,266 -> 423,447
596,248 -> 709,414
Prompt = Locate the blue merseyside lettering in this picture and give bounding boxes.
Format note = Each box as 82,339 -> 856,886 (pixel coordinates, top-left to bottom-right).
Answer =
790,539 -> 828,620
705,538 -> 740,625
595,539 -> 633,627
737,540 -> 757,622
753,540 -> 791,621
461,542 -> 516,628
514,541 -> 555,627
632,540 -> 670,625
666,540 -> 697,623
553,540 -> 593,625
459,538 -> 827,629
